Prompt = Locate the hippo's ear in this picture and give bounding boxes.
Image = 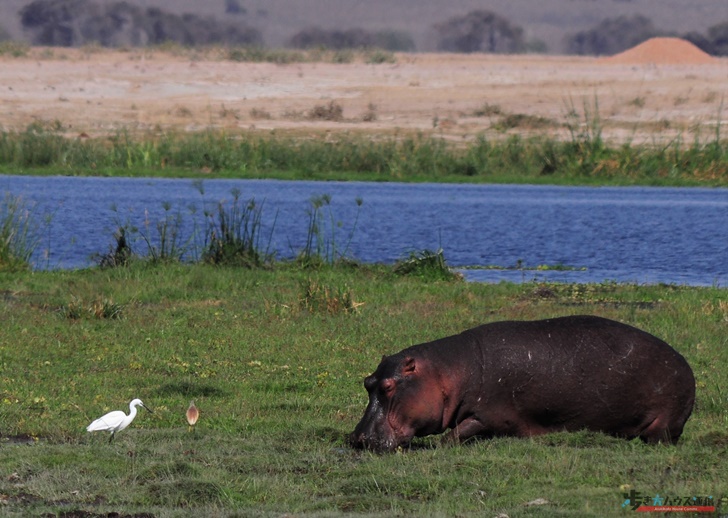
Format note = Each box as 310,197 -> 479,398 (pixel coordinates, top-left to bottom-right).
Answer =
402,356 -> 416,376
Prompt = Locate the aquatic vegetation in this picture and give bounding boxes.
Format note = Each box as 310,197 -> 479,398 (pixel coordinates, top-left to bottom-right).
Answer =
0,193 -> 39,271
202,188 -> 274,268
393,248 -> 460,281
0,123 -> 725,185
298,194 -> 364,267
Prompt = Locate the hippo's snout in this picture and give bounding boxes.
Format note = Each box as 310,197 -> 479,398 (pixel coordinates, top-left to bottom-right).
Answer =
349,413 -> 397,451
348,431 -> 368,449
351,355 -> 435,452
348,429 -> 402,452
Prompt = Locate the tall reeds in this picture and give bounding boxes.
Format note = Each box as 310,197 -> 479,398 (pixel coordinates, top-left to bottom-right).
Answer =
0,193 -> 39,271
96,188 -> 275,268
203,188 -> 274,267
0,122 -> 725,184
298,194 -> 363,267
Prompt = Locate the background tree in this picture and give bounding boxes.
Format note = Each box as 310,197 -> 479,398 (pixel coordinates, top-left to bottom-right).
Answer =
0,25 -> 11,42
684,21 -> 728,56
565,15 -> 660,56
80,1 -> 147,47
373,30 -> 415,52
289,27 -> 373,50
19,0 -> 262,47
707,22 -> 728,55
288,27 -> 414,51
433,10 -> 526,53
225,0 -> 246,15
20,0 -> 93,46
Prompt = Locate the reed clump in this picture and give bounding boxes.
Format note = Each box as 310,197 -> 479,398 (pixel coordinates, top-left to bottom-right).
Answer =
202,189 -> 273,268
299,278 -> 361,315
393,248 -> 460,281
0,193 -> 39,271
60,295 -> 124,320
87,186 -> 372,274
0,123 -> 725,185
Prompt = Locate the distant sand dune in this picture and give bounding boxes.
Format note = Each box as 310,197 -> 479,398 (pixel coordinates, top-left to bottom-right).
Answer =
603,37 -> 717,65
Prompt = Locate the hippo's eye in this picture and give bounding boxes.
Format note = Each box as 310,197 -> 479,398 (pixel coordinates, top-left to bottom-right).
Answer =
380,379 -> 395,394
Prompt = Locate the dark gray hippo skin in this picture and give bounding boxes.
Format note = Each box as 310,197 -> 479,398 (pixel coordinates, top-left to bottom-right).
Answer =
350,315 -> 695,451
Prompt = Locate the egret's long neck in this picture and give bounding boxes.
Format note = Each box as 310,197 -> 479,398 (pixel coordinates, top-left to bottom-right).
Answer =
126,405 -> 138,425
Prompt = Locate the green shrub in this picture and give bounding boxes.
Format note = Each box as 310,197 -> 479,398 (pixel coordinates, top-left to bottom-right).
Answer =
393,249 -> 460,281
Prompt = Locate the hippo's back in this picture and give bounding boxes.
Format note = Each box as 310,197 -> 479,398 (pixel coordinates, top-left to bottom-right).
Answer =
465,315 -> 695,443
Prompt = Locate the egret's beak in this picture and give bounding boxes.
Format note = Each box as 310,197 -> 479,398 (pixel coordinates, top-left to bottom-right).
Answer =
142,404 -> 153,413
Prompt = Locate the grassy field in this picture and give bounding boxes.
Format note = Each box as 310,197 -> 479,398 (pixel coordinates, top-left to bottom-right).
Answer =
0,263 -> 726,516
1,75 -> 726,514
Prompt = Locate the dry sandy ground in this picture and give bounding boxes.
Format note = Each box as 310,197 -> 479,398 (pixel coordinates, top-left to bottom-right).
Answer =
1,42 -> 726,145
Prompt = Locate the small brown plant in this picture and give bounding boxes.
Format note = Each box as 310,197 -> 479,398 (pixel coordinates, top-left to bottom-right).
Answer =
307,101 -> 344,121
249,107 -> 272,119
361,103 -> 377,122
61,296 -> 123,320
299,279 -> 361,314
473,102 -> 503,117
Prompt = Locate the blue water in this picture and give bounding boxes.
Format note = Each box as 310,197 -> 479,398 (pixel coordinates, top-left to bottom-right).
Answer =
1,175 -> 726,286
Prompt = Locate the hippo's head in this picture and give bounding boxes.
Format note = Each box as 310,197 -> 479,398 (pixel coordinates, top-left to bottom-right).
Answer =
349,354 -> 446,452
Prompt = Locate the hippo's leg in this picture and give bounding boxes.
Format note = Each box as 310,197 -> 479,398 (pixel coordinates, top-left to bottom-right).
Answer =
443,417 -> 490,444
638,415 -> 683,445
444,411 -> 554,444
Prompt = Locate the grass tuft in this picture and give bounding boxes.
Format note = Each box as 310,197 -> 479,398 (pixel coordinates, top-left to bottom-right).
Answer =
299,278 -> 361,314
59,295 -> 124,320
393,248 -> 460,282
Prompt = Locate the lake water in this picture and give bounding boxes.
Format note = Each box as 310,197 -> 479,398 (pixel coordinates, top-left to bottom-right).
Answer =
1,175 -> 726,286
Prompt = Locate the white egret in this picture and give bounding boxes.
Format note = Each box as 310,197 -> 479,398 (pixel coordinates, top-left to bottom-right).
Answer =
186,401 -> 199,432
87,398 -> 152,442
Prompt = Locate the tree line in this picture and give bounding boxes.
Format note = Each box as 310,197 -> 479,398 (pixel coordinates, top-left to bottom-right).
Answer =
566,14 -> 728,56
18,0 -> 261,47
3,0 -> 728,56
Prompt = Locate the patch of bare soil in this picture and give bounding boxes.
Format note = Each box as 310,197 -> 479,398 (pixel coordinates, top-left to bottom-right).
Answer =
603,37 -> 718,65
0,46 -> 725,144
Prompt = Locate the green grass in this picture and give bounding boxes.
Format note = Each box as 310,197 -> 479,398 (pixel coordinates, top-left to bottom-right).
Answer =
0,264 -> 726,516
1,124 -> 726,186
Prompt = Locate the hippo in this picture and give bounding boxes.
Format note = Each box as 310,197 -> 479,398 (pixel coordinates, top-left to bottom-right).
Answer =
350,315 -> 695,451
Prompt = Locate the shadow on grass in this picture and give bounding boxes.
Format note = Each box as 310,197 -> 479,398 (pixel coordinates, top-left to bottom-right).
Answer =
313,426 -> 350,445
0,434 -> 43,445
695,431 -> 728,447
